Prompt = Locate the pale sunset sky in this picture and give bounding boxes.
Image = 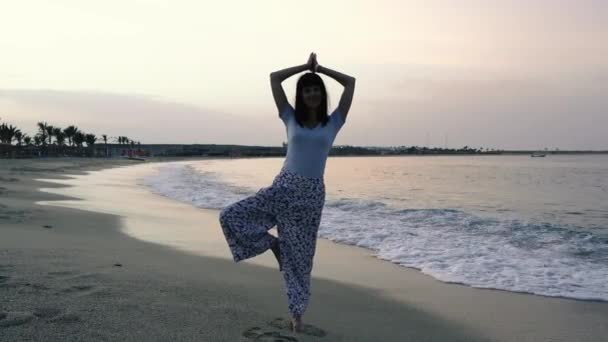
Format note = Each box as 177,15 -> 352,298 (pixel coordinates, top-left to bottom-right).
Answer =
1,0 -> 606,149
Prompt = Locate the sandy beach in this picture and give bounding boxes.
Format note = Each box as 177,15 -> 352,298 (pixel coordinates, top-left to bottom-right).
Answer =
1,157 -> 607,342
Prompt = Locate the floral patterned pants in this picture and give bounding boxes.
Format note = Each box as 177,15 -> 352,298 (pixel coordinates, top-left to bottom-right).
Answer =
219,165 -> 325,316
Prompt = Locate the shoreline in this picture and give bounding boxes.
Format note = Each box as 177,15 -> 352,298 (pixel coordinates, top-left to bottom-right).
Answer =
1,157 -> 607,341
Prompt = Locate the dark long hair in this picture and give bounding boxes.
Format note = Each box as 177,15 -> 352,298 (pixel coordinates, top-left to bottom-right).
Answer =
294,72 -> 329,128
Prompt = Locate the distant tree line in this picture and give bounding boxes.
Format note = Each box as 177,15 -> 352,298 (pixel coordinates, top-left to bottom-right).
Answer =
0,117 -> 141,158
357,145 -> 504,155
3,117 -> 603,159
154,143 -> 505,158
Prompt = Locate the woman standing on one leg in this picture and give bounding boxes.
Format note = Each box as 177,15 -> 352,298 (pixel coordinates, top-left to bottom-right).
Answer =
219,52 -> 355,333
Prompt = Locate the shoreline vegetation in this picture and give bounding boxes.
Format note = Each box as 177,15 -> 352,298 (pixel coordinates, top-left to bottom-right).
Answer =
2,118 -> 607,159
2,142 -> 608,159
0,117 -> 144,159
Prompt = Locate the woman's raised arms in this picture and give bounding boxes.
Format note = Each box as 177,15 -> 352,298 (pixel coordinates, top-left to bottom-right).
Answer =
270,53 -> 317,118
316,64 -> 356,122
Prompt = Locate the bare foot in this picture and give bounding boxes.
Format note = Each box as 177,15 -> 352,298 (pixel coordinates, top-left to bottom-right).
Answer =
290,315 -> 303,333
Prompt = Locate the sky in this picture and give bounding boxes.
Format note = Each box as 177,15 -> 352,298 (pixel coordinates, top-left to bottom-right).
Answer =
1,0 -> 606,149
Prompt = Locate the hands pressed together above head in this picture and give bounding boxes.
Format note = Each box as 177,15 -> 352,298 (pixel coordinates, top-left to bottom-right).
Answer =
307,52 -> 319,73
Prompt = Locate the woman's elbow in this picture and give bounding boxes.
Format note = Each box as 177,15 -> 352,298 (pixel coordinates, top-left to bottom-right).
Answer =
345,77 -> 356,88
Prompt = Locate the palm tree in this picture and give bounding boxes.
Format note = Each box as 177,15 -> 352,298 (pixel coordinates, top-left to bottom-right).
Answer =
73,132 -> 85,147
0,124 -> 8,144
72,131 -> 84,156
0,124 -> 19,144
52,127 -> 62,143
37,122 -> 49,146
0,124 -> 19,158
55,131 -> 66,146
63,125 -> 78,146
33,134 -> 42,147
85,133 -> 96,147
12,129 -> 24,157
14,130 -> 23,146
85,133 -> 97,157
23,135 -> 32,146
45,125 -> 54,145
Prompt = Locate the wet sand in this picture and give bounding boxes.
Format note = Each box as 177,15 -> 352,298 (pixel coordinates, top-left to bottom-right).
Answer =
0,157 -> 606,341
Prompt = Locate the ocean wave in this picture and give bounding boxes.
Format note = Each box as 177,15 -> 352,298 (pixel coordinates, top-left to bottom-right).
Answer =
142,162 -> 608,302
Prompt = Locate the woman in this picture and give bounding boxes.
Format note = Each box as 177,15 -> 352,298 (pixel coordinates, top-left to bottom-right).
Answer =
219,52 -> 355,333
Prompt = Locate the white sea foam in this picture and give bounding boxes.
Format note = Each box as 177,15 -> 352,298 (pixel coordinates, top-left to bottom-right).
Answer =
142,162 -> 608,302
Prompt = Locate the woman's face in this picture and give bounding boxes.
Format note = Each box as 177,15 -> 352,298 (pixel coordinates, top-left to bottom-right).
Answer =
302,85 -> 323,109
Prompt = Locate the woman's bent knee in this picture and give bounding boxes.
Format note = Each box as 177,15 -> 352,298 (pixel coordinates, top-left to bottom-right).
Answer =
219,205 -> 233,226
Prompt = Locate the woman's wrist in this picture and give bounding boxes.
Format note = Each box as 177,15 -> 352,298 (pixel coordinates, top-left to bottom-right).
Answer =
272,63 -> 312,80
309,62 -> 318,73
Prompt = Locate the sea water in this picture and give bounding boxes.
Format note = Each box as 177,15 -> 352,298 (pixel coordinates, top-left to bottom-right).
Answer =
142,155 -> 608,301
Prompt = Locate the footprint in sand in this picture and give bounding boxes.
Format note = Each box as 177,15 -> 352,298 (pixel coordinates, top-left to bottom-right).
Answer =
48,272 -> 109,297
0,311 -> 35,327
242,326 -> 298,341
47,271 -> 102,282
33,307 -> 81,323
34,283 -> 50,290
46,270 -> 77,277
268,318 -> 327,338
66,284 -> 95,291
0,207 -> 30,222
23,282 -> 51,291
65,272 -> 103,281
33,307 -> 63,320
58,284 -> 97,296
0,275 -> 50,291
48,313 -> 81,323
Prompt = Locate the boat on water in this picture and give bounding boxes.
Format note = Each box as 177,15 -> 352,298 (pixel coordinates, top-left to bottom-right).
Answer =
530,152 -> 546,157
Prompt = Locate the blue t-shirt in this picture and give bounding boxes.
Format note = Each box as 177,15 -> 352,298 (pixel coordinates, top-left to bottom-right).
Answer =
280,103 -> 346,178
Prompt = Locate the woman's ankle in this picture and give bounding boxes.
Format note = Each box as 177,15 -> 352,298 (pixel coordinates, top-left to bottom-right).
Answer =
290,314 -> 303,331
